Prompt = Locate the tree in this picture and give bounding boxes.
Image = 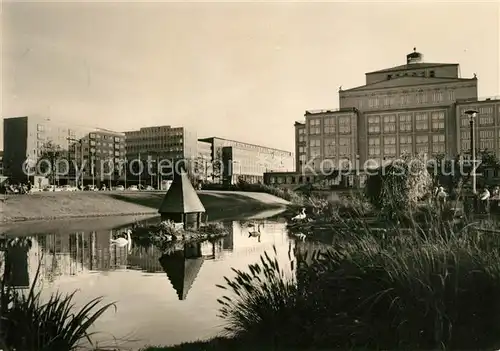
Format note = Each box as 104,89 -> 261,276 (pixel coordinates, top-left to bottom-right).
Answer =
37,141 -> 65,188
211,148 -> 223,183
365,154 -> 432,219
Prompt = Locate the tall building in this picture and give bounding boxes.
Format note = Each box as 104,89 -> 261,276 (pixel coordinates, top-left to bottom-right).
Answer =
456,98 -> 500,159
301,108 -> 359,172
2,116 -> 125,185
339,48 -> 477,166
124,125 -> 198,184
267,49 -> 492,188
199,137 -> 294,184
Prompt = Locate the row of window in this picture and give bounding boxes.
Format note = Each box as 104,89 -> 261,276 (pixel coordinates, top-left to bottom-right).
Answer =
460,140 -> 500,151
308,117 -> 352,135
365,90 -> 450,109
460,130 -> 500,140
367,112 -> 445,133
368,134 -> 445,145
368,144 -> 446,156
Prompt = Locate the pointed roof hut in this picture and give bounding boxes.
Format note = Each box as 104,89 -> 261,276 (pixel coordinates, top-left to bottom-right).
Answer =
158,170 -> 206,230
159,249 -> 204,300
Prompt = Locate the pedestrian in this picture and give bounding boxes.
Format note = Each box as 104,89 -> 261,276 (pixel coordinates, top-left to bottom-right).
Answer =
436,186 -> 447,211
479,187 -> 491,214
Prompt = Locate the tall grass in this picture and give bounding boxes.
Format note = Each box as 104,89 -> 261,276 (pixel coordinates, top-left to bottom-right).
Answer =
0,238 -> 116,351
217,210 -> 500,350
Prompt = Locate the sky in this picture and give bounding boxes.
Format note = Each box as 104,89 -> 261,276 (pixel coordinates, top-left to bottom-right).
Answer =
1,1 -> 499,152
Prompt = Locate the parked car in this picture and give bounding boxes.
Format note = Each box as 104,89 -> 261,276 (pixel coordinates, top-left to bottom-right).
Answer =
115,185 -> 125,191
145,185 -> 154,191
127,185 -> 139,191
84,185 -> 98,191
62,185 -> 78,192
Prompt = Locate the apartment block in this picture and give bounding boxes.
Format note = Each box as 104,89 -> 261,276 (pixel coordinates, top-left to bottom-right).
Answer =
199,137 -> 294,184
2,116 -> 125,185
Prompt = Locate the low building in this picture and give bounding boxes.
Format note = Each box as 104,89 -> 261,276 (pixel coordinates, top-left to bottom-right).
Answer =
199,137 -> 294,185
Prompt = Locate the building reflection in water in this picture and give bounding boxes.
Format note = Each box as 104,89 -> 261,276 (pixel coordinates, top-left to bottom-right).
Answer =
3,219 -> 289,300
1,238 -> 32,288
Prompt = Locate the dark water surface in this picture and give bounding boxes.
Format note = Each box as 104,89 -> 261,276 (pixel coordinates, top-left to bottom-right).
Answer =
0,215 -> 296,350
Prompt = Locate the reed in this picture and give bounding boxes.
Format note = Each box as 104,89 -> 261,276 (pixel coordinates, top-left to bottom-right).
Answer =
217,210 -> 500,350
0,239 -> 116,351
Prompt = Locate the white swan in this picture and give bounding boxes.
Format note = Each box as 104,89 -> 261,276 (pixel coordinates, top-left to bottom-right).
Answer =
110,228 -> 132,248
292,208 -> 306,221
248,223 -> 262,243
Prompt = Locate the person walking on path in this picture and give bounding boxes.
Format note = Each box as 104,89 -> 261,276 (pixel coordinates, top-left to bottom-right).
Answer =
436,186 -> 447,211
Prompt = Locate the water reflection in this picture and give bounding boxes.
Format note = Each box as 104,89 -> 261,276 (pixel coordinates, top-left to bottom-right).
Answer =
1,217 -> 295,348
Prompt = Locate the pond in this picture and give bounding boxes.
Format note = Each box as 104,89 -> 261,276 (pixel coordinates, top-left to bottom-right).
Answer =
0,215 -> 299,350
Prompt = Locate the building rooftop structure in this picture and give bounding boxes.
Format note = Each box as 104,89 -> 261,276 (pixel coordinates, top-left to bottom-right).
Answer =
199,136 -> 292,154
342,76 -> 475,92
365,63 -> 459,75
158,170 -> 206,214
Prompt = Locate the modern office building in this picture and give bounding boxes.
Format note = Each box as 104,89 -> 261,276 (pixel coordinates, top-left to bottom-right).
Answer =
2,116 -> 125,186
124,125 -> 198,185
266,49 -> 492,188
199,136 -> 294,184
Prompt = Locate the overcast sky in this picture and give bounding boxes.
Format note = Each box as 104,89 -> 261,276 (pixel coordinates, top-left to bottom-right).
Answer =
2,1 -> 499,152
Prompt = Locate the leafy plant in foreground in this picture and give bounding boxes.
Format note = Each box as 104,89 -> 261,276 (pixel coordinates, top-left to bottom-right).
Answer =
1,245 -> 116,351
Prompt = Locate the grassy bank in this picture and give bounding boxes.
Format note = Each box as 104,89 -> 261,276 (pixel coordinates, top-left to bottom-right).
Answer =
1,190 -> 289,223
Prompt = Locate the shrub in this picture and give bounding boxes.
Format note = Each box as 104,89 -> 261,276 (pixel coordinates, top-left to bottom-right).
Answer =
365,155 -> 432,219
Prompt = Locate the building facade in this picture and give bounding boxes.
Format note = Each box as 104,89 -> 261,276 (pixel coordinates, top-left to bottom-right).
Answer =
3,116 -> 126,186
71,130 -> 126,187
196,140 -> 213,182
455,98 -> 500,159
294,122 -> 306,172
268,49 -> 489,188
339,49 -> 477,166
124,125 -> 198,185
199,137 -> 294,184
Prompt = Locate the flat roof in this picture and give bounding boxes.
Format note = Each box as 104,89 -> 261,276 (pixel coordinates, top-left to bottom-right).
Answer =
199,136 -> 292,154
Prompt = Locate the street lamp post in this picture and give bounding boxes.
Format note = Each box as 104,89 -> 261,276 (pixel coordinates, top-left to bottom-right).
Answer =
67,137 -> 83,189
465,109 -> 478,194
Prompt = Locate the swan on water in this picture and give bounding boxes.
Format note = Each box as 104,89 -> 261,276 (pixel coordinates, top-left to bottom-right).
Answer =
248,223 -> 262,243
110,228 -> 132,248
292,208 -> 306,221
